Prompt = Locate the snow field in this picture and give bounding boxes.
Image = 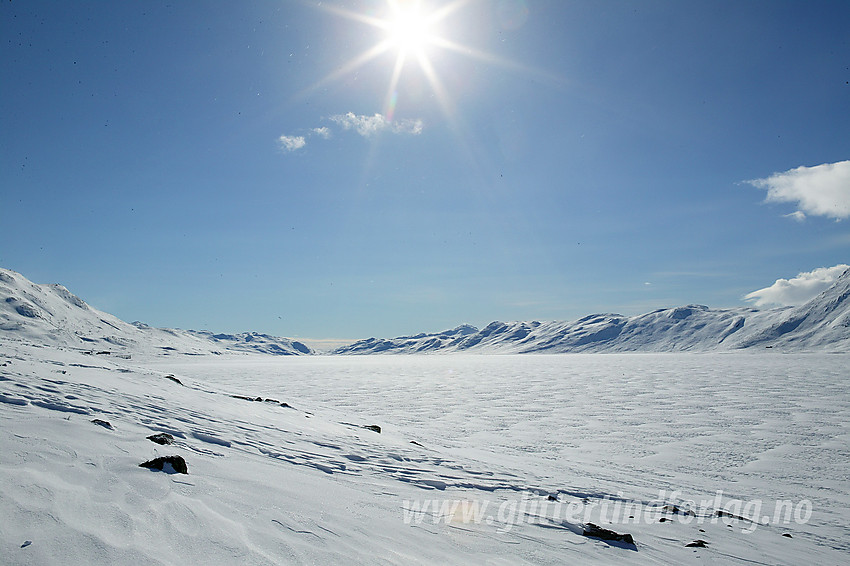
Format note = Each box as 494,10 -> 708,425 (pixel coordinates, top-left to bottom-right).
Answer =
2,344 -> 848,564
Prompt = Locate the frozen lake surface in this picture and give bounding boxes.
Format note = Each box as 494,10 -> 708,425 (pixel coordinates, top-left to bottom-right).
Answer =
4,347 -> 849,564
159,353 -> 850,551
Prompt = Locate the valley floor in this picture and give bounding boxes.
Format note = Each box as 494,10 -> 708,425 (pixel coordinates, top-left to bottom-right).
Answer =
2,342 -> 848,565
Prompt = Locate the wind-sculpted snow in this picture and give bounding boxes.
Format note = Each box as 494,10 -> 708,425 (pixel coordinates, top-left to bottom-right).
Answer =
335,269 -> 850,354
2,346 -> 848,564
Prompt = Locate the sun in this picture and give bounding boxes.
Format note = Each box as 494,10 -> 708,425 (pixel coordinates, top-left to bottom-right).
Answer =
308,1 -> 471,120
382,2 -> 435,57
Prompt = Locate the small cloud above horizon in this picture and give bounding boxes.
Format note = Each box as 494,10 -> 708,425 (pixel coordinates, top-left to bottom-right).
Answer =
312,126 -> 332,139
743,264 -> 849,307
747,160 -> 850,220
278,112 -> 423,154
329,112 -> 423,137
278,135 -> 306,152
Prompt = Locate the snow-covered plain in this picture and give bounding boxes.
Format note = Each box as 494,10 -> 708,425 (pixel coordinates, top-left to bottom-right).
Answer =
3,345 -> 849,565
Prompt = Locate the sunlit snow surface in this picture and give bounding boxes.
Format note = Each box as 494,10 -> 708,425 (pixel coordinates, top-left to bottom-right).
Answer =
2,347 -> 848,565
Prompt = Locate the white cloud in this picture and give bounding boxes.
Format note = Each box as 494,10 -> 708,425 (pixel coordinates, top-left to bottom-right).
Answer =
312,127 -> 332,139
744,264 -> 850,307
278,112 -> 423,155
783,211 -> 807,222
278,135 -> 306,152
747,160 -> 850,220
329,112 -> 423,137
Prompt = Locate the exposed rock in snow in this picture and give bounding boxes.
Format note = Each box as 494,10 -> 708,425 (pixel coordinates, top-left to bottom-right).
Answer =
146,433 -> 174,445
139,455 -> 188,474
583,523 -> 636,546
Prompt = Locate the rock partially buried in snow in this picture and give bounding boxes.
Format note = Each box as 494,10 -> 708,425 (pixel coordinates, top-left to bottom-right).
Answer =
164,374 -> 183,385
146,432 -> 174,445
139,455 -> 188,474
686,539 -> 708,547
363,424 -> 381,433
582,523 -> 635,546
91,418 -> 113,429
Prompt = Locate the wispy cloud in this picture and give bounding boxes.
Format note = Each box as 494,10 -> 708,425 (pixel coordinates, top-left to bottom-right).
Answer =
744,264 -> 850,307
278,112 -> 424,154
329,112 -> 423,137
783,210 -> 807,223
278,135 -> 306,152
747,160 -> 850,220
312,127 -> 332,139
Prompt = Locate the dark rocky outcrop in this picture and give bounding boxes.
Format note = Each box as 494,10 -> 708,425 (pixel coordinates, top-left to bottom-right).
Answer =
231,394 -> 291,407
164,374 -> 183,385
686,539 -> 708,547
147,433 -> 174,445
91,418 -> 113,429
232,395 -> 264,402
139,455 -> 188,474
363,424 -> 381,433
582,523 -> 635,545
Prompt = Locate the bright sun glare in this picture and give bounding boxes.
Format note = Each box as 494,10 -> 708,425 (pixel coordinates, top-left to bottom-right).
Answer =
310,0 -> 478,121
384,4 -> 433,55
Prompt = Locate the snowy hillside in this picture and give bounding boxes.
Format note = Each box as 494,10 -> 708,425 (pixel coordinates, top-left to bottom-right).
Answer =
4,266 -> 848,357
0,268 -> 312,356
335,269 -> 850,354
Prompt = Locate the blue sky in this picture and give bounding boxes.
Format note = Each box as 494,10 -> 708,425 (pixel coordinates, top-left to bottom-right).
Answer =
2,0 -> 849,343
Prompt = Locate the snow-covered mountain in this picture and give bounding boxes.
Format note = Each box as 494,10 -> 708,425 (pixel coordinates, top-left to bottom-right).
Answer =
0,268 -> 312,356
335,268 -> 850,354
3,266 -> 848,356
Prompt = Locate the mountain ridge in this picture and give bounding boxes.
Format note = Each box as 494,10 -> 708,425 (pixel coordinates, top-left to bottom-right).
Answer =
0,268 -> 313,356
2,266 -> 848,355
334,268 -> 850,354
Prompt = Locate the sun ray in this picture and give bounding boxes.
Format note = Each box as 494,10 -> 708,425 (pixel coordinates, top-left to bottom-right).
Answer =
382,50 -> 408,122
293,40 -> 393,101
304,0 -> 562,163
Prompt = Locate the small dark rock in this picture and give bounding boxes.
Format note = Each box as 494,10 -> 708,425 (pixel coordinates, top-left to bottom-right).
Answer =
782,533 -> 793,538
659,517 -> 669,522
547,494 -> 558,501
410,440 -> 424,447
164,375 -> 183,385
363,424 -> 381,433
686,539 -> 708,548
699,529 -> 705,533
264,398 -> 280,404
139,455 -> 187,474
583,523 -> 635,545
231,395 -> 266,402
91,418 -> 113,430
279,402 -> 291,408
147,433 -> 174,445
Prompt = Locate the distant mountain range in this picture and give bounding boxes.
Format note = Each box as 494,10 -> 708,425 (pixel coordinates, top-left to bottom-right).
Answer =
2,266 -> 848,355
0,268 -> 312,356
334,268 -> 850,354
